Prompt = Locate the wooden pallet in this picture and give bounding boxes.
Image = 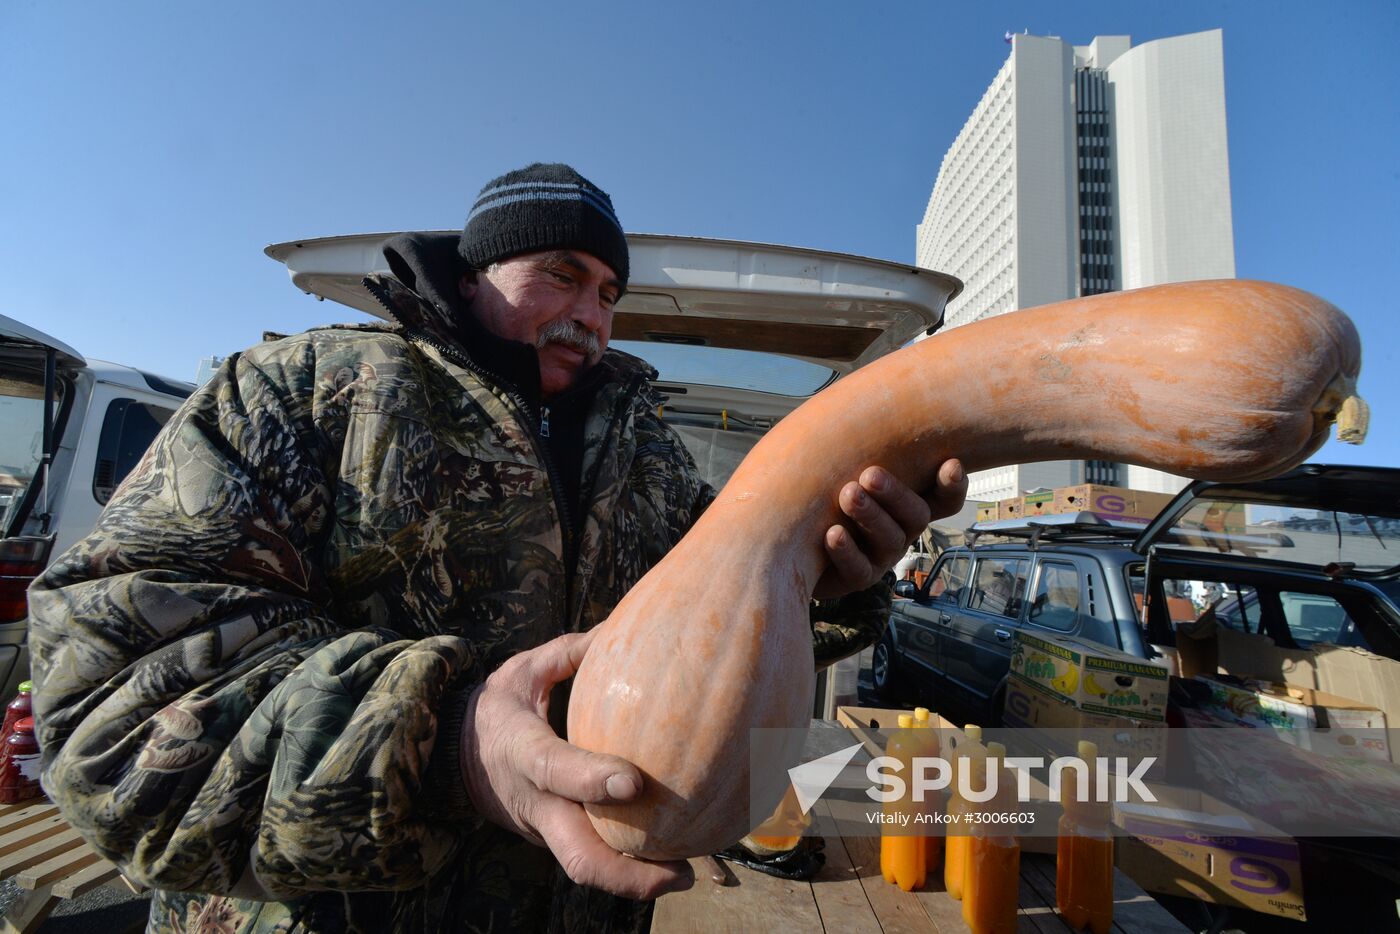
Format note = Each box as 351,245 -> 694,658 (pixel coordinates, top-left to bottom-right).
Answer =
0,797 -> 137,934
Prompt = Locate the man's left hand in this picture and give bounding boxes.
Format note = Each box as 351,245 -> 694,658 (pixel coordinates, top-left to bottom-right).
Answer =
813,459 -> 967,599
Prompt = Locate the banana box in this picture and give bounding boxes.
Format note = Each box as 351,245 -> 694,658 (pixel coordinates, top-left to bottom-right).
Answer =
1050,484 -> 1177,524
1115,786 -> 1306,920
1021,489 -> 1056,516
1003,674 -> 1168,759
1009,630 -> 1170,722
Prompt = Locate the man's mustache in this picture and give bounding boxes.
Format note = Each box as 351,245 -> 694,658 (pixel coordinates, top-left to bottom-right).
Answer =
536,319 -> 600,358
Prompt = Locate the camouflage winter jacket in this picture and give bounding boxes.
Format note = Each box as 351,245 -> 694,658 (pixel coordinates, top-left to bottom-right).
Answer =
28,252 -> 889,933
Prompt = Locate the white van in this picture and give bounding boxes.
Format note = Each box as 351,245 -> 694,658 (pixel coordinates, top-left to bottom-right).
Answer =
0,316 -> 195,695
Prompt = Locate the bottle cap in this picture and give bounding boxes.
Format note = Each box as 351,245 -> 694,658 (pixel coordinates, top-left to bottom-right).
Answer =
1077,740 -> 1098,760
17,681 -> 32,694
964,724 -> 982,742
985,741 -> 1006,759
897,713 -> 914,729
914,707 -> 930,724
13,717 -> 33,734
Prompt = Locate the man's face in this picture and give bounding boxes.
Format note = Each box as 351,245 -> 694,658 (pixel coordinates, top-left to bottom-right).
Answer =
461,249 -> 623,398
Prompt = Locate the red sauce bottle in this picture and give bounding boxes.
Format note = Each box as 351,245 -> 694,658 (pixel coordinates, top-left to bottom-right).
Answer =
0,716 -> 43,804
0,681 -> 32,740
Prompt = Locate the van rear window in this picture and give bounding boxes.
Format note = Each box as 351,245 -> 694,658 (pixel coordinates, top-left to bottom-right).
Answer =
0,369 -> 62,536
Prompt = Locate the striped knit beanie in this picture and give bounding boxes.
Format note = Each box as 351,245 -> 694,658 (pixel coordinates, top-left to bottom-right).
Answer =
459,163 -> 629,286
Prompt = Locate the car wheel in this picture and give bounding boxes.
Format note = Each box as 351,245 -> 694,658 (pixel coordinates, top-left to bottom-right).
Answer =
871,634 -> 904,701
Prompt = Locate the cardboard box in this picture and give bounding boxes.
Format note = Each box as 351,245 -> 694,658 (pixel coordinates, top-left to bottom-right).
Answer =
1003,673 -> 1167,759
1009,630 -> 1171,722
974,501 -> 998,523
835,704 -> 1062,853
997,497 -> 1023,520
1213,625 -> 1400,758
1193,676 -> 1316,732
1021,488 -> 1056,516
1115,786 -> 1306,920
1191,676 -> 1390,762
1051,484 -> 1175,524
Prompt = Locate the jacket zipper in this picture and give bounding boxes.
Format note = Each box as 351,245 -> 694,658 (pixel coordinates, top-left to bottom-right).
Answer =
362,278 -> 579,576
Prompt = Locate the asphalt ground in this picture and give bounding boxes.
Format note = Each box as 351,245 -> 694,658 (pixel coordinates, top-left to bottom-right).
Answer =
0,875 -> 149,933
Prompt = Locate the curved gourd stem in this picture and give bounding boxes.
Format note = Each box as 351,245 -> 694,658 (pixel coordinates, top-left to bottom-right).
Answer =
704,279 -> 1361,597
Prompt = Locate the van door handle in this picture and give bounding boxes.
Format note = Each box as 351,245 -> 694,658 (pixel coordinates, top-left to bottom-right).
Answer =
994,628 -> 1012,641
939,613 -> 953,625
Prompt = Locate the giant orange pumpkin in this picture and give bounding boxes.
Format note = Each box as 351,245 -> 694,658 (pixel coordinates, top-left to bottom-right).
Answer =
568,280 -> 1365,860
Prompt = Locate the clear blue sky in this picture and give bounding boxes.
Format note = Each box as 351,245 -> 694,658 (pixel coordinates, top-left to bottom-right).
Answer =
2,0 -> 1395,469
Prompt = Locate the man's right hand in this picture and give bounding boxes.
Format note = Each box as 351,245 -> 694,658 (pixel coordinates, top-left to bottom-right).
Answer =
461,629 -> 695,900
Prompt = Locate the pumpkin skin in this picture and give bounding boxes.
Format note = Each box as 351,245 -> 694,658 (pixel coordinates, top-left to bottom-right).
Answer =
567,279 -> 1363,860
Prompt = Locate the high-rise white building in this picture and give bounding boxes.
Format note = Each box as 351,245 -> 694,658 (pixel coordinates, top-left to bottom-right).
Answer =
916,30 -> 1235,503
195,355 -> 225,386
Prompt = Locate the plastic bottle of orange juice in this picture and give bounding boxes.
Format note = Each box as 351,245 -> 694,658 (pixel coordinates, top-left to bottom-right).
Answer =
912,707 -> 943,874
1056,740 -> 1114,934
880,713 -> 924,891
944,723 -> 983,900
744,781 -> 810,854
962,741 -> 1021,934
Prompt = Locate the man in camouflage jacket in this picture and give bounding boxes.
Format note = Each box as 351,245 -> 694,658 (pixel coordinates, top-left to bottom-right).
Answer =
29,163 -> 965,932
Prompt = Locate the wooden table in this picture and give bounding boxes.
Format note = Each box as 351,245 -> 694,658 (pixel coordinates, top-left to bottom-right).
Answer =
652,719 -> 1187,934
0,798 -> 134,933
653,822 -> 1184,933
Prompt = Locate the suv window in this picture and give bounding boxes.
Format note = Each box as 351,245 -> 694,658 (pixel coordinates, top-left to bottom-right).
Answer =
1214,584 -> 1261,633
1158,577 -> 1370,652
1162,579 -> 1201,623
925,554 -> 970,605
1029,560 -> 1081,632
969,557 -> 1029,620
93,399 -> 175,505
1279,591 -> 1364,648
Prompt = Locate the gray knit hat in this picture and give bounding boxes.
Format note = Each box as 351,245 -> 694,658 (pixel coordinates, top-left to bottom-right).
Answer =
459,163 -> 629,286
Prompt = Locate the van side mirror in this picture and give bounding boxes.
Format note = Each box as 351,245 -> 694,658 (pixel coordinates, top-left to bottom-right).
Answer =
893,580 -> 918,599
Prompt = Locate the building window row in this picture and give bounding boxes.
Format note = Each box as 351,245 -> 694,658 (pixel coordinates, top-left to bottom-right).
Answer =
938,132 -> 1013,205
1085,460 -> 1120,484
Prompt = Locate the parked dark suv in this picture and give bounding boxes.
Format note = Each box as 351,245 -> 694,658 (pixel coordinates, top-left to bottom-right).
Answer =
873,464 -> 1400,727
872,516 -> 1151,726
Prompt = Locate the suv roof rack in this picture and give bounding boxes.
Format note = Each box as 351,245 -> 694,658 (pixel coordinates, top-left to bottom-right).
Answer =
965,511 -> 1145,549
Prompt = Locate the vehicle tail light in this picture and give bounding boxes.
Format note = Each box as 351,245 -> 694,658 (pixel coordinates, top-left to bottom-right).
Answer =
0,537 -> 54,624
